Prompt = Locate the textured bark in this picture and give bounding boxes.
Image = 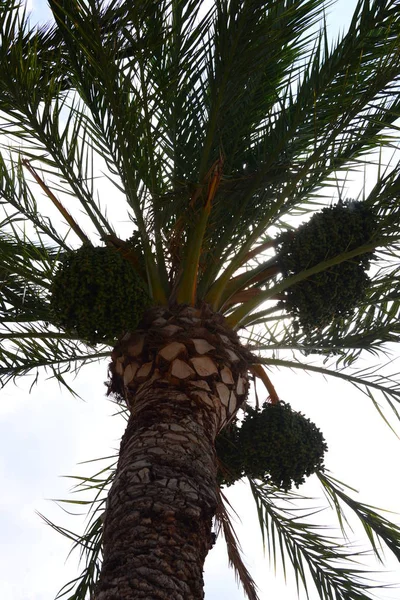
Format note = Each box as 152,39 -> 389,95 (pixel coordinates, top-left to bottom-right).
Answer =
94,304 -> 251,600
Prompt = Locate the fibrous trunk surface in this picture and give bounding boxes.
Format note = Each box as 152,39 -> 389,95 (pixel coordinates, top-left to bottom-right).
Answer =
94,304 -> 251,600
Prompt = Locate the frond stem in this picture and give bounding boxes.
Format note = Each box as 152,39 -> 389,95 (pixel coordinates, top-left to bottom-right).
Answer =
257,357 -> 400,400
22,159 -> 91,244
250,364 -> 280,405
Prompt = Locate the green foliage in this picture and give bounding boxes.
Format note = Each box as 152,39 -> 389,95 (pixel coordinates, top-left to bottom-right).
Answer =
217,401 -> 327,490
50,244 -> 151,345
250,476 -> 400,600
277,201 -> 377,332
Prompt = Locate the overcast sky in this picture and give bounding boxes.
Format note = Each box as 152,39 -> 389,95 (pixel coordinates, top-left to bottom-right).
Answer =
1,1 -> 400,600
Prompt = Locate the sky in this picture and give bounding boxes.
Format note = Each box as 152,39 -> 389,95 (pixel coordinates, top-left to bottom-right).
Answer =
1,1 -> 400,600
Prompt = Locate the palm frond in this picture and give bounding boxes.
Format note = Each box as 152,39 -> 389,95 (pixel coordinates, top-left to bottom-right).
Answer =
249,477 -> 398,600
39,512 -> 103,600
318,472 -> 400,564
255,355 -> 400,425
197,0 -> 324,176
0,326 -> 108,391
215,486 -> 260,600
39,453 -> 118,600
0,152 -> 70,248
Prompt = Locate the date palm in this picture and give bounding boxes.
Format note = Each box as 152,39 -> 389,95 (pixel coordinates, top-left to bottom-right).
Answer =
1,0 -> 400,598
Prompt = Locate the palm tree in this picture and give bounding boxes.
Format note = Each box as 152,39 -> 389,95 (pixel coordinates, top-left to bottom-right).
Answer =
1,0 -> 400,598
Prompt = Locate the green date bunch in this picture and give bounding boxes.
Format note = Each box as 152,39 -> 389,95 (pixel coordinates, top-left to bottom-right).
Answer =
216,401 -> 327,490
276,200 -> 377,333
50,244 -> 151,345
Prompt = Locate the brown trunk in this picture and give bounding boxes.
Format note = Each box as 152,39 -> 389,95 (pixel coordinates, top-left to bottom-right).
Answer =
94,304 -> 251,600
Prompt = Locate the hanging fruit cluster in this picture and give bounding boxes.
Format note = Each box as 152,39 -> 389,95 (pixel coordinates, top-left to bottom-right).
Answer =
216,401 -> 327,490
276,201 -> 377,332
50,244 -> 151,345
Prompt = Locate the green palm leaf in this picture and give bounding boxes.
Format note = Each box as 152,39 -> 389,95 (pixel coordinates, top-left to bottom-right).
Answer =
318,472 -> 400,564
249,476 -> 400,600
38,453 -> 118,600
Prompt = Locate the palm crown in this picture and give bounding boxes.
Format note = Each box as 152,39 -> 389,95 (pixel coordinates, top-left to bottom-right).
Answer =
1,0 -> 400,598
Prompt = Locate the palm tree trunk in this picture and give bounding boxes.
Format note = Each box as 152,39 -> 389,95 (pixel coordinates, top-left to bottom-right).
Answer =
94,304 -> 250,599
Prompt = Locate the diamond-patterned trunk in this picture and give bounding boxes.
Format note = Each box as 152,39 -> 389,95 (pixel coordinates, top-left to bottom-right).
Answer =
94,304 -> 250,600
